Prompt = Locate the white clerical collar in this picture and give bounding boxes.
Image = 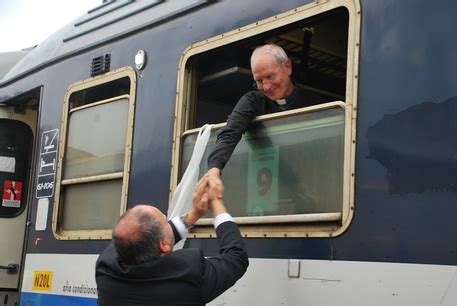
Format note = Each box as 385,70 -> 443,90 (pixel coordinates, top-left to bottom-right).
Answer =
275,98 -> 287,105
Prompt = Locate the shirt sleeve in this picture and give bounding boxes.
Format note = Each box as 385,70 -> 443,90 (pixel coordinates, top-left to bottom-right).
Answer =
207,91 -> 263,170
169,216 -> 187,242
214,212 -> 234,228
170,212 -> 234,240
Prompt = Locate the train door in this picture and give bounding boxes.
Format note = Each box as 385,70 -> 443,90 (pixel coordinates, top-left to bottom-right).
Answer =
0,90 -> 38,305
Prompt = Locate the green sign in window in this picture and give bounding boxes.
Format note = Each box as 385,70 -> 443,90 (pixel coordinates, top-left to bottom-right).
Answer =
247,147 -> 279,215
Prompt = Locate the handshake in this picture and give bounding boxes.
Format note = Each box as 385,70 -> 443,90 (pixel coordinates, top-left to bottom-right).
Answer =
183,174 -> 227,227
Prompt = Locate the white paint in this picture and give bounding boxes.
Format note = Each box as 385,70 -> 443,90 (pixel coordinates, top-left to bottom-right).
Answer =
0,156 -> 15,173
22,253 -> 99,297
288,259 -> 301,278
210,259 -> 457,306
20,254 -> 457,306
35,198 -> 49,231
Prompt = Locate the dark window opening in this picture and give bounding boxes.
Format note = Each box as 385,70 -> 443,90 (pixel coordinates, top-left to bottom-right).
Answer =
190,7 -> 349,128
69,76 -> 130,109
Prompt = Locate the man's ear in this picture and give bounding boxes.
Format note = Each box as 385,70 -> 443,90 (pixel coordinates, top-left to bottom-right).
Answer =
159,239 -> 172,255
284,58 -> 292,76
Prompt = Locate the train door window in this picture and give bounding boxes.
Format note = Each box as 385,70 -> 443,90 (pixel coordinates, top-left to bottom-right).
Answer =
52,67 -> 136,240
173,1 -> 360,237
0,120 -> 33,217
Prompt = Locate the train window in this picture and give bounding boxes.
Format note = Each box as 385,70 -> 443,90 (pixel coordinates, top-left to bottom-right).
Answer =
172,1 -> 360,237
0,120 -> 33,218
181,105 -> 345,217
52,67 -> 136,240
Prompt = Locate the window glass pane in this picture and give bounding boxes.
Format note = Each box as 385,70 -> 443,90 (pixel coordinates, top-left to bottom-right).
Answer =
182,107 -> 344,218
61,179 -> 122,230
64,98 -> 128,179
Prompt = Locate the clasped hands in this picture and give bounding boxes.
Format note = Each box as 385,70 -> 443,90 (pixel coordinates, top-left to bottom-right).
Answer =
190,174 -> 225,223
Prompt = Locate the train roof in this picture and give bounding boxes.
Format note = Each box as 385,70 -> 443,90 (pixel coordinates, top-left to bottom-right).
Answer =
0,49 -> 32,80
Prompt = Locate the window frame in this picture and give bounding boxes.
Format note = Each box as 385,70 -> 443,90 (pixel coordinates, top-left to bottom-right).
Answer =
52,67 -> 136,240
172,0 -> 360,238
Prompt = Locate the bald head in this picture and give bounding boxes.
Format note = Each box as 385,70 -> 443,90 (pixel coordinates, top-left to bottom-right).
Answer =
113,205 -> 172,265
114,206 -> 162,241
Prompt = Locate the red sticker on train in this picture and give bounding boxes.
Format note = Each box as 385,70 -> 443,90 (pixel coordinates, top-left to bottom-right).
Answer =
2,180 -> 23,208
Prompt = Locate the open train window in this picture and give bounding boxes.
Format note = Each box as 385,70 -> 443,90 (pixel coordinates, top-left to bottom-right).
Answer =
52,67 -> 136,240
172,1 -> 360,237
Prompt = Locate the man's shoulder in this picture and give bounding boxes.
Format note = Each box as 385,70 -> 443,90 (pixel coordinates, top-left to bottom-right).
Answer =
295,85 -> 327,106
96,243 -> 121,277
161,248 -> 206,276
234,90 -> 269,116
97,243 -> 116,264
165,248 -> 205,265
97,246 -> 205,279
242,90 -> 267,101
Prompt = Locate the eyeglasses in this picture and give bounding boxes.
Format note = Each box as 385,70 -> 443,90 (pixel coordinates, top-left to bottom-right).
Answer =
252,67 -> 281,90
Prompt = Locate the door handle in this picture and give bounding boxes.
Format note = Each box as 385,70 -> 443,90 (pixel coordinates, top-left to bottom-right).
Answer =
0,264 -> 19,274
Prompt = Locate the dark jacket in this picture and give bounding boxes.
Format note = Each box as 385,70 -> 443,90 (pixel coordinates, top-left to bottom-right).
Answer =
207,86 -> 323,170
95,221 -> 248,306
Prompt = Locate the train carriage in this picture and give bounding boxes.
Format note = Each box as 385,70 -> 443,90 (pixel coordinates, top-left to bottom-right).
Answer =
0,0 -> 456,305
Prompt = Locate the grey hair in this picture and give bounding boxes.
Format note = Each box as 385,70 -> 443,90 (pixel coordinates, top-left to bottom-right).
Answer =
250,44 -> 289,67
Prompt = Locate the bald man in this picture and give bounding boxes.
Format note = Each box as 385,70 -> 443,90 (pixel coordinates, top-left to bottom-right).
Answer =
207,43 -> 323,178
95,176 -> 248,306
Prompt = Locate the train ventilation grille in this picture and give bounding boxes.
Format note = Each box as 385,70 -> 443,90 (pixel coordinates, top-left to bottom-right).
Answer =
91,54 -> 111,77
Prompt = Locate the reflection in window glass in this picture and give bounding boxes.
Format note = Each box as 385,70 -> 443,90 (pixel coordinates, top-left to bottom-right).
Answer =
61,179 -> 122,230
64,99 -> 128,179
54,68 -> 135,240
182,107 -> 344,218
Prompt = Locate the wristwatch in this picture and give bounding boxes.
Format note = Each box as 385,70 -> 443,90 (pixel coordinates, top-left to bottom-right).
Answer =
180,213 -> 193,229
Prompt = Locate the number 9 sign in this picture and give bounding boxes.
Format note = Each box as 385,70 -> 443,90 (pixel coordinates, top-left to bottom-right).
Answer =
247,147 -> 279,214
257,167 -> 272,196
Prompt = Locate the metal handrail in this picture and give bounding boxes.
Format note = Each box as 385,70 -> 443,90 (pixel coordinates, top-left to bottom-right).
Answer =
0,264 -> 18,274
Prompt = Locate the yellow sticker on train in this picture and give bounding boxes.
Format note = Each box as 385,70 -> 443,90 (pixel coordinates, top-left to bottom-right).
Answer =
32,271 -> 53,291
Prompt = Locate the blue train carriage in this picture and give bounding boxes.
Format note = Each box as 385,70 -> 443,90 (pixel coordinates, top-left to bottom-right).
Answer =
0,0 -> 456,305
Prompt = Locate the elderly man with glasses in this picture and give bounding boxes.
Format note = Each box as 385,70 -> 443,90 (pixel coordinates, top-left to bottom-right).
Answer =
206,43 -> 324,179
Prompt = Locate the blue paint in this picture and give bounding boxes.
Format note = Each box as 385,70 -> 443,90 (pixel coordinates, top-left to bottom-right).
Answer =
20,292 -> 97,306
